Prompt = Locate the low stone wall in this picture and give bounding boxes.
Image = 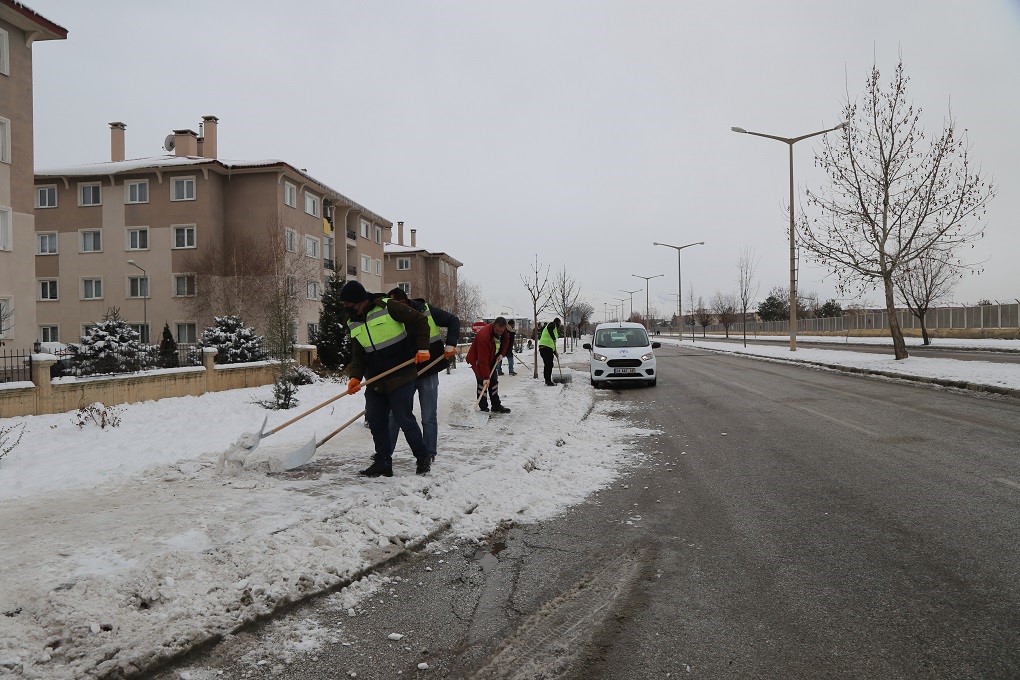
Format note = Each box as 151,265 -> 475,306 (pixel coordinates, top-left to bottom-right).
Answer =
0,346 -> 317,418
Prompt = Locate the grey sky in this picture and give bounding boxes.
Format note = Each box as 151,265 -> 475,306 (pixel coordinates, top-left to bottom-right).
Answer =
28,0 -> 1020,320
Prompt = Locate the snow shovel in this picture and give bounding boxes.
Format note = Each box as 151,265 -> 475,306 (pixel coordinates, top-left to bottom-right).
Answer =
277,355 -> 446,470
247,357 -> 418,454
450,361 -> 500,429
554,353 -> 573,384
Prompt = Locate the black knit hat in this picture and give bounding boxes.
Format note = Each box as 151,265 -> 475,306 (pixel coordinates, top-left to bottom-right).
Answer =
339,280 -> 372,303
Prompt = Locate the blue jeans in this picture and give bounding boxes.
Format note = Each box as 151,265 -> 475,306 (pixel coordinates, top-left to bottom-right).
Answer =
501,352 -> 515,373
367,380 -> 428,467
388,372 -> 439,459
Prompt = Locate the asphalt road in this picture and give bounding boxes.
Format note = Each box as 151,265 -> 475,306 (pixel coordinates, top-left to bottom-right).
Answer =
151,347 -> 1020,679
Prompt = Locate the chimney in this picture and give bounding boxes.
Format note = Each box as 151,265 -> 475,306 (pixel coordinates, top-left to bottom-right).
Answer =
173,129 -> 199,157
201,115 -> 218,158
397,221 -> 405,246
109,122 -> 126,162
410,228 -> 417,248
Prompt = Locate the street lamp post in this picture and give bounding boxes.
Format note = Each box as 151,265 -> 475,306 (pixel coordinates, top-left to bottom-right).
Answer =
621,289 -> 641,322
652,241 -> 705,341
731,121 -> 846,351
632,274 -> 663,331
126,259 -> 148,344
616,299 -> 628,323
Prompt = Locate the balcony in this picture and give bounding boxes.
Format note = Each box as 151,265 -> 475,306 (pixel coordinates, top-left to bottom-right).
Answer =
324,258 -> 336,271
346,229 -> 357,242
347,265 -> 357,276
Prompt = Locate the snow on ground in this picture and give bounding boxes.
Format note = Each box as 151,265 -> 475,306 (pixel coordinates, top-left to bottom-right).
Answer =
0,356 -> 655,679
688,333 -> 1020,351
2,336 -> 1017,679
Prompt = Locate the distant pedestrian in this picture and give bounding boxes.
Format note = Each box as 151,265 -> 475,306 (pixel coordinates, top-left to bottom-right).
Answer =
539,318 -> 562,386
340,281 -> 434,477
466,317 -> 511,413
385,288 -> 460,463
498,319 -> 518,375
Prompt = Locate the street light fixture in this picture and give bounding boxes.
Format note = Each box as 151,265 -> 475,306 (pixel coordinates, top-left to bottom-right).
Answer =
632,274 -> 664,331
652,241 -> 705,341
621,289 -> 641,321
731,121 -> 847,351
126,259 -> 148,344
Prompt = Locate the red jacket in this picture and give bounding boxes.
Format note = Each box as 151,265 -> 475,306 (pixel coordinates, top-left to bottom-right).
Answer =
466,322 -> 509,380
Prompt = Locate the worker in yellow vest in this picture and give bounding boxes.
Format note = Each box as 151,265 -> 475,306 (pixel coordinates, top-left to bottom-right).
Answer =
340,280 -> 433,477
538,317 -> 562,386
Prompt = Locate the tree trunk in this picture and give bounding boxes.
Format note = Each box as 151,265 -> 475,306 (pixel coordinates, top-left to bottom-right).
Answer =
883,274 -> 909,359
919,309 -> 931,345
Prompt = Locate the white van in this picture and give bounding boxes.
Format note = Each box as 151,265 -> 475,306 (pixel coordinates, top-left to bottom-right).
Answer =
583,322 -> 660,388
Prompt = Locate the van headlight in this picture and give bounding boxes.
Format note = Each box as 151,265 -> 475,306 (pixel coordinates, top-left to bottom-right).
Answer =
640,352 -> 654,361
593,353 -> 609,362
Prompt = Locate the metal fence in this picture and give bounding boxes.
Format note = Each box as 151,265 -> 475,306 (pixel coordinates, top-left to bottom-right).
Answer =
50,340 -> 292,378
692,302 -> 1020,335
0,349 -> 32,384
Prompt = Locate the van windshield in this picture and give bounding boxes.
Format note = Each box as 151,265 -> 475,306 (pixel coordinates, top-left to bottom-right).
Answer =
594,328 -> 649,348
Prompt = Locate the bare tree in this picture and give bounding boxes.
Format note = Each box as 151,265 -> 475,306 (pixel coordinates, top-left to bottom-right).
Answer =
521,255 -> 552,379
802,58 -> 995,359
711,291 -> 739,338
574,301 -> 595,334
402,261 -> 457,312
0,300 -> 13,347
737,247 -> 761,347
896,248 -> 959,345
693,296 -> 711,337
454,278 -> 485,327
550,266 -> 581,352
686,286 -> 698,341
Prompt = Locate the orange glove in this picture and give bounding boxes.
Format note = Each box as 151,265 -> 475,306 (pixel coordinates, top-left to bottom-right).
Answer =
415,350 -> 432,364
346,377 -> 362,395
443,345 -> 457,359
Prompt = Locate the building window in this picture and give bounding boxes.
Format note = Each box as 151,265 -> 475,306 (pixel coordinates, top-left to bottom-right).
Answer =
284,182 -> 297,208
40,326 -> 59,343
176,323 -> 197,344
0,298 -> 10,337
306,281 -> 320,300
324,236 -> 335,261
37,232 -> 58,255
398,282 -> 411,294
38,280 -> 59,301
129,323 -> 150,344
171,176 -> 196,201
79,183 -> 102,206
36,186 -> 57,208
304,192 -> 320,217
126,180 -> 149,204
284,228 -> 297,252
286,276 -> 298,298
80,230 -> 102,253
361,255 -> 371,272
360,219 -> 370,239
307,323 -> 320,343
0,117 -> 9,164
374,259 -> 382,276
82,278 -> 103,300
374,227 -> 382,244
0,28 -> 9,77
304,235 -> 320,259
397,257 -> 411,271
173,274 -> 196,297
172,225 -> 196,249
128,276 -> 150,299
0,206 -> 10,251
127,227 -> 149,251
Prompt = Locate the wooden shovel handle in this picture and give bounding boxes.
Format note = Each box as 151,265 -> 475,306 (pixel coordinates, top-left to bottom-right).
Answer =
267,356 -> 416,436
472,361 -> 500,407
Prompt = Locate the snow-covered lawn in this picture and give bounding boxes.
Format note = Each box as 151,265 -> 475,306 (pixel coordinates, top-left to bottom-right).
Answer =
675,332 -> 1020,351
0,359 -> 653,679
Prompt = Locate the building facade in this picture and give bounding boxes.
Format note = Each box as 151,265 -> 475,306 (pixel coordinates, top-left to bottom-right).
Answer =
0,1 -> 66,349
383,222 -> 461,311
34,119 -> 390,346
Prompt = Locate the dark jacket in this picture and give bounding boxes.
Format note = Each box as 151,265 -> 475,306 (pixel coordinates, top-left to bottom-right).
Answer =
347,294 -> 431,392
408,297 -> 460,377
466,322 -> 510,380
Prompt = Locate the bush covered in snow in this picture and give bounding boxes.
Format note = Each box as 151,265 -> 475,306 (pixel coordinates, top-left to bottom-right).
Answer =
286,365 -> 317,385
70,308 -> 149,376
197,316 -> 267,364
73,402 -> 122,429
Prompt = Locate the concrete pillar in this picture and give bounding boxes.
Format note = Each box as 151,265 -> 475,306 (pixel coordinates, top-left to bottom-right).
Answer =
31,357 -> 56,416
202,347 -> 218,393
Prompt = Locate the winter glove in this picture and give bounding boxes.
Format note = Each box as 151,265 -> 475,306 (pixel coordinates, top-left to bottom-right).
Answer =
346,377 -> 362,395
415,350 -> 432,364
444,345 -> 457,359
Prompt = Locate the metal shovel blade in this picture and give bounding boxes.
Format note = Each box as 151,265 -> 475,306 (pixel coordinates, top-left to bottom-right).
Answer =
450,408 -> 490,429
277,433 -> 318,471
243,416 -> 269,451
554,368 -> 574,384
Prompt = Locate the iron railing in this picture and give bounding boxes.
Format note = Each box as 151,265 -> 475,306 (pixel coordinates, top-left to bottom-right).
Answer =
0,349 -> 32,383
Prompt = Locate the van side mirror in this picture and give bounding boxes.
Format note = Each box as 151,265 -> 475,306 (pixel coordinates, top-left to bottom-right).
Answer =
582,343 -> 592,350
651,342 -> 661,349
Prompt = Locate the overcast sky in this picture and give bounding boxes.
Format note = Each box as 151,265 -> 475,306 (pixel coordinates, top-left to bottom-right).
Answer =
27,0 -> 1020,321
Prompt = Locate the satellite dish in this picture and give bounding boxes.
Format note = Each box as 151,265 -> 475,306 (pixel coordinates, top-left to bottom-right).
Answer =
163,134 -> 175,152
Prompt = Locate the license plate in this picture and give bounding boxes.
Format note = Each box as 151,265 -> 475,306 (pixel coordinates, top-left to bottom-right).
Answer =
613,368 -> 637,374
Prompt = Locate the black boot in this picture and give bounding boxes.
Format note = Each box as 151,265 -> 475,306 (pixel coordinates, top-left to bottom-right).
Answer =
360,463 -> 393,478
491,404 -> 511,414
416,459 -> 431,476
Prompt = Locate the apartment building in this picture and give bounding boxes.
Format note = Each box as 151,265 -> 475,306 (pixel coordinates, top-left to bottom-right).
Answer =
383,222 -> 462,311
0,1 -> 66,349
34,118 -> 390,345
